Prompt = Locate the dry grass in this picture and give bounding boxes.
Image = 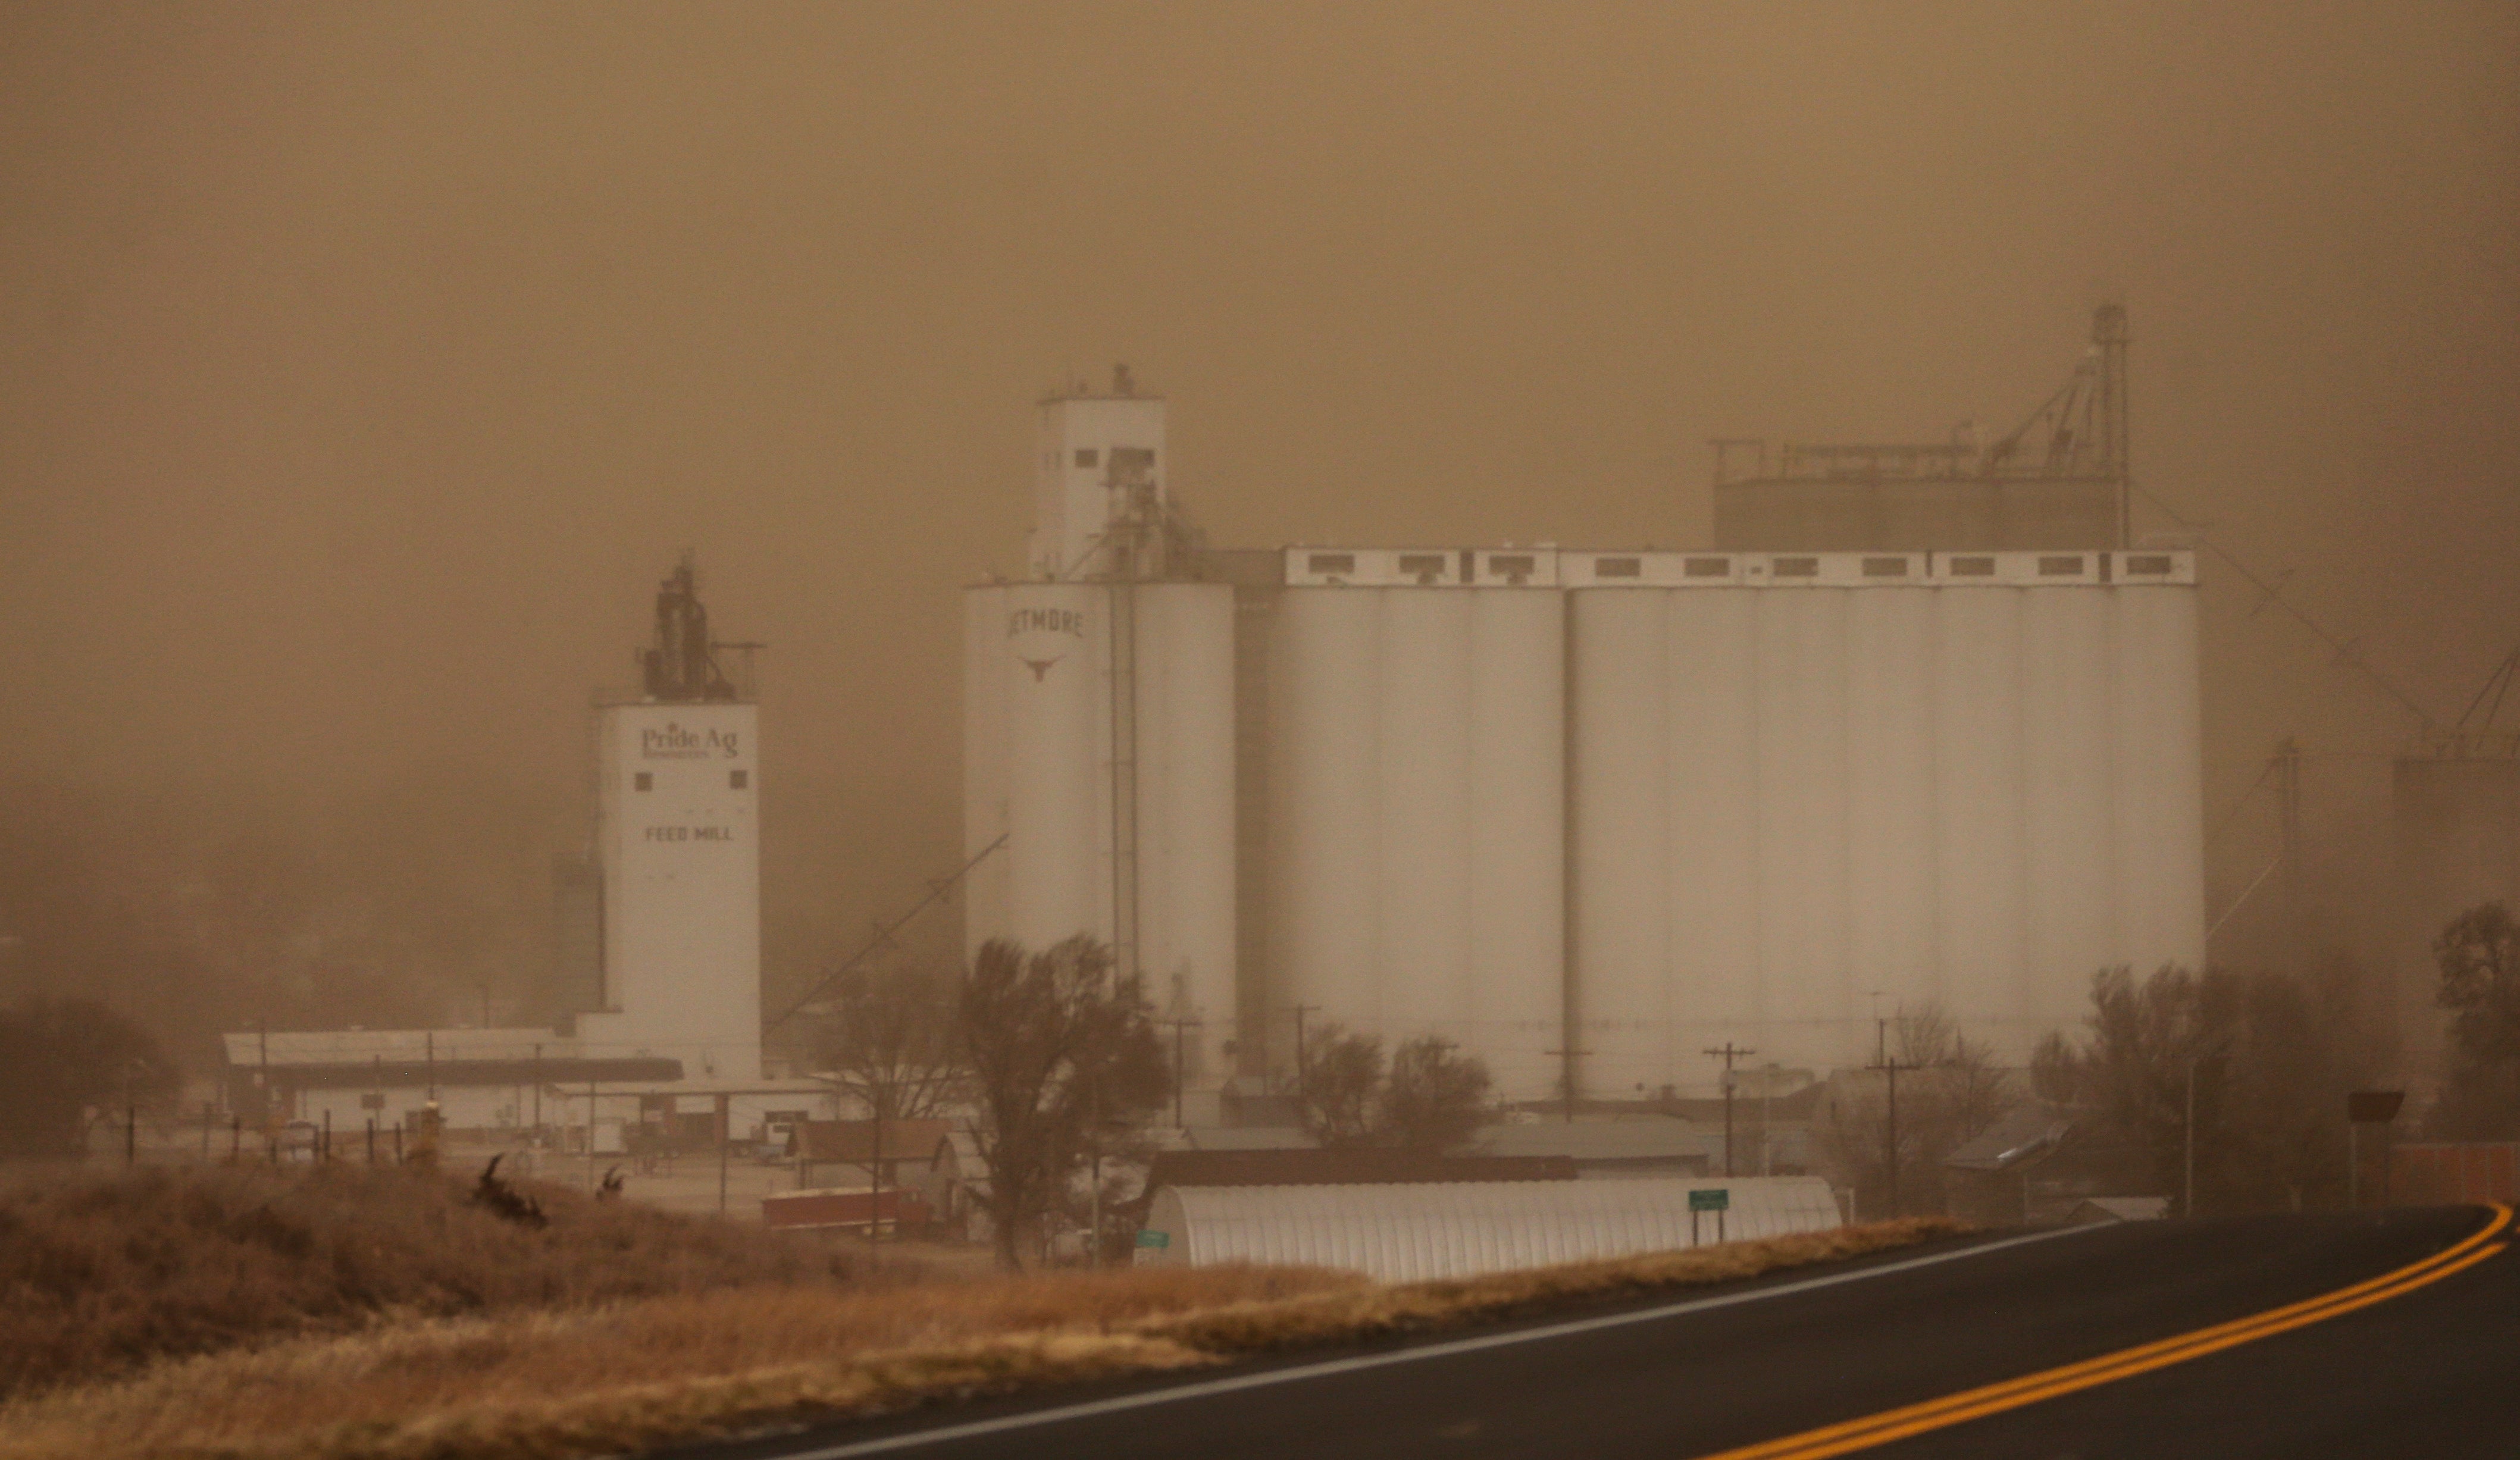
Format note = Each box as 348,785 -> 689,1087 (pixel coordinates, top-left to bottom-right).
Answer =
0,1218 -> 1968,1460
0,1161 -> 906,1398
1149,1217 -> 1971,1356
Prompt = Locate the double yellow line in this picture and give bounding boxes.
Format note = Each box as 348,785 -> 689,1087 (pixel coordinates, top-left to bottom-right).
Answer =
1698,1204 -> 2513,1460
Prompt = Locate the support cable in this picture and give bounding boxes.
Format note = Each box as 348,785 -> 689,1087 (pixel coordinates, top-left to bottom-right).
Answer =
2133,483 -> 2438,732
766,834 -> 1008,1032
2205,853 -> 2286,943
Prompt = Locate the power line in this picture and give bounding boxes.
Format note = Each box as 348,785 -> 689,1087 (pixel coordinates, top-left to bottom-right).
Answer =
2134,483 -> 2438,731
766,834 -> 1008,1032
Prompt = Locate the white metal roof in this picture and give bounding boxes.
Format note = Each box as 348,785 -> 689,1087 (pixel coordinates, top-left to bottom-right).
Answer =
218,1027 -> 574,1067
1288,547 -> 2197,590
1473,1117 -> 1717,1163
1143,1175 -> 1841,1283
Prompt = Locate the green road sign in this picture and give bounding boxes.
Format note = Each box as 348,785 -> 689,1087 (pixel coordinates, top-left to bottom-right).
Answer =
1135,1229 -> 1170,1249
1689,1188 -> 1730,1213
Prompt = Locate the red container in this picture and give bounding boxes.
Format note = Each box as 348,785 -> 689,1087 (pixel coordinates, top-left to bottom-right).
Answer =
761,1185 -> 932,1232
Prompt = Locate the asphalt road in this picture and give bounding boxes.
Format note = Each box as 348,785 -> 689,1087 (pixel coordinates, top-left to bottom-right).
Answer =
680,1207 -> 2513,1460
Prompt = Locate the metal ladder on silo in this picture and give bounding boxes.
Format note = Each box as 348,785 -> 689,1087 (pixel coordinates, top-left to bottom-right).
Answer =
1107,578 -> 1140,983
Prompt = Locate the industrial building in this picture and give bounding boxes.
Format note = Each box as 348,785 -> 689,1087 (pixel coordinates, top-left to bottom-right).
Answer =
1710,305 -> 2131,552
226,560 -> 831,1150
1137,1173 -> 1844,1281
965,341 -> 2205,1117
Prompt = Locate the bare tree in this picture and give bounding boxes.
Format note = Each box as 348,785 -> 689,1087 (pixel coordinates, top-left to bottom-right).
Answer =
1817,1002 -> 2019,1217
1381,1036 -> 1493,1152
815,957 -> 965,1123
957,936 -> 1166,1268
2064,963 -> 2380,1211
1294,1026 -> 1493,1153
0,997 -> 179,1158
1294,1024 -> 1383,1149
2431,903 -> 2520,1138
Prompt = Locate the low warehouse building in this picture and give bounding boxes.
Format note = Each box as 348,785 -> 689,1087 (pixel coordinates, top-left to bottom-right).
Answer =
1138,1175 -> 1841,1282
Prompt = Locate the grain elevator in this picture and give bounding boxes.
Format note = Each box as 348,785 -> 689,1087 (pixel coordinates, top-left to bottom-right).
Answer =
965,349 -> 2205,1117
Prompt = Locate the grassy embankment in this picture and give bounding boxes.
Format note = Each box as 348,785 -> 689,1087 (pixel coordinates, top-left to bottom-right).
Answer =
0,1163 -> 1967,1460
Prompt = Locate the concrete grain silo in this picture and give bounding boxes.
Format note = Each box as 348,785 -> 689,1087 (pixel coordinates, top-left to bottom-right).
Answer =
963,374 -> 2206,1124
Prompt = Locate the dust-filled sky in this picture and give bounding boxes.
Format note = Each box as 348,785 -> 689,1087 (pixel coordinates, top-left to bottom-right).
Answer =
2,2 -> 2515,1029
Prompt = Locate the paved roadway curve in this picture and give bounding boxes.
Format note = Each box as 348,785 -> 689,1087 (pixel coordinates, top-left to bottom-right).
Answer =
678,1207 -> 2513,1460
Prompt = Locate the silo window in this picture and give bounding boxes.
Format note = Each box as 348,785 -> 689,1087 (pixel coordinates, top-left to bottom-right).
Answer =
2039,555 -> 2085,576
2126,554 -> 2173,575
1489,554 -> 1536,577
1683,557 -> 1730,578
1773,557 -> 1819,578
1862,557 -> 1910,577
633,773 -> 653,792
1307,553 -> 1356,575
1398,553 -> 1448,581
1073,448 -> 1100,468
1596,557 -> 1642,578
730,770 -> 749,789
1948,556 -> 1996,577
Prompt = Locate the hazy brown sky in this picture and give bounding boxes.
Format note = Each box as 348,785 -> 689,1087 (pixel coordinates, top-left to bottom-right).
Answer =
4,1 -> 2515,1007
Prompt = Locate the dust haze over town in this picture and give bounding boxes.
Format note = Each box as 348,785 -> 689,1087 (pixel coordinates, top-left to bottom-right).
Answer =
2,1 -> 2516,1069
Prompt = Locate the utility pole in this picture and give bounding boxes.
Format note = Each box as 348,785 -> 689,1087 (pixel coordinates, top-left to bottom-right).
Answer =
1164,1017 -> 1202,1128
1087,1074 -> 1103,1268
1867,1022 -> 1925,1220
869,1091 -> 884,1245
2185,1058 -> 2200,1217
716,1093 -> 731,1219
1702,1042 -> 1757,1178
1545,1043 -> 1591,1124
2275,737 -> 2304,972
1289,1004 -> 1319,1103
2186,1041 -> 2231,1217
1760,1062 -> 1780,1176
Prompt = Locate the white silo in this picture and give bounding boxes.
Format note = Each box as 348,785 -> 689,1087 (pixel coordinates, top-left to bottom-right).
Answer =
1466,585 -> 1566,1101
1753,582 -> 1855,1066
1567,578 -> 1668,1097
2108,553 -> 2208,979
1661,576 -> 1763,1088
1564,550 -> 2206,1085
2020,566 -> 2118,1039
965,377 -> 1240,1115
1267,583 -> 1385,1032
1132,582 -> 1239,1086
1845,575 -> 1940,1018
1264,554 -> 1565,1102
1927,572 -> 2030,1054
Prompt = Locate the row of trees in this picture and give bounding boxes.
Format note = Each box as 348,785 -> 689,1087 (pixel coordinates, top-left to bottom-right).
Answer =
1811,903 -> 2520,1220
2014,902 -> 2519,1215
2030,961 -> 2383,1213
1292,1026 -> 1494,1152
815,936 -> 1498,1266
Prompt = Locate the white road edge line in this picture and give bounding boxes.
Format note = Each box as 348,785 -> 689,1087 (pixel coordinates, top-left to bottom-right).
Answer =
772,1226 -> 2095,1459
